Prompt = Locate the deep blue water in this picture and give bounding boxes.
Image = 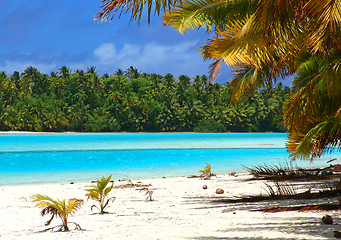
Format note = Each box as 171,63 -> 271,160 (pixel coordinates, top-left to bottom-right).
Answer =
0,133 -> 339,185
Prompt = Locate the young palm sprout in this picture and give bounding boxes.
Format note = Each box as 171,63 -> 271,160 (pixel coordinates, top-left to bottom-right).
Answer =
32,194 -> 83,232
199,162 -> 213,179
85,175 -> 116,214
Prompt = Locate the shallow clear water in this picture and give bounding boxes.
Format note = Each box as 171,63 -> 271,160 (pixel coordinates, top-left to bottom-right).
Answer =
0,133 -> 339,185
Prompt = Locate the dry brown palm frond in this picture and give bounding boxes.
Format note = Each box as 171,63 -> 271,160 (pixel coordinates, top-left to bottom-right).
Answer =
208,58 -> 222,83
258,204 -> 340,212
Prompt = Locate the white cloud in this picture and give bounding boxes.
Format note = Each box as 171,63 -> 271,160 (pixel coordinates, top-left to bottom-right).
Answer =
119,44 -> 141,59
93,43 -> 117,63
93,40 -> 208,77
0,40 -> 215,78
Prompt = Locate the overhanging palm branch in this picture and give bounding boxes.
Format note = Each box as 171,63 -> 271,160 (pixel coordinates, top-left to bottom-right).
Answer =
284,56 -> 341,159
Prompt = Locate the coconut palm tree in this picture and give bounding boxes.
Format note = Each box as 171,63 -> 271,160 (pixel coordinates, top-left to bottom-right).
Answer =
32,194 -> 84,231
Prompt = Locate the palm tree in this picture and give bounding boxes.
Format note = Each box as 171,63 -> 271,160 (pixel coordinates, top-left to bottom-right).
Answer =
114,68 -> 124,76
32,194 -> 83,231
124,66 -> 140,79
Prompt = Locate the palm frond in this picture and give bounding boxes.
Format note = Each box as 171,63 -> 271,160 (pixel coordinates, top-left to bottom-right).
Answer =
95,0 -> 180,23
305,0 -> 341,53
228,65 -> 270,101
66,199 -> 84,216
208,58 -> 222,83
284,56 -> 341,159
295,116 -> 341,159
163,0 -> 256,33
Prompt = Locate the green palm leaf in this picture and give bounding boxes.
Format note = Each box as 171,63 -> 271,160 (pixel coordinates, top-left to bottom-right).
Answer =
295,116 -> 341,159
85,175 -> 116,214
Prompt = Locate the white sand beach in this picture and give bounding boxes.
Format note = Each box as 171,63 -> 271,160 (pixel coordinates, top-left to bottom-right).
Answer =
0,173 -> 340,240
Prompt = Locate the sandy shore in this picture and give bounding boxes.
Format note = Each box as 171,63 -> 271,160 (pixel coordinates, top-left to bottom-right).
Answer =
1,173 -> 340,240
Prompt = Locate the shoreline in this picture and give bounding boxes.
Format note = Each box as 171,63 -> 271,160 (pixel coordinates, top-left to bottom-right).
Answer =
0,131 -> 288,135
1,173 -> 340,239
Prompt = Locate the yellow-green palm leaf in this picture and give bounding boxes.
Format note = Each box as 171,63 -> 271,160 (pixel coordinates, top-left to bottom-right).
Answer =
163,0 -> 255,33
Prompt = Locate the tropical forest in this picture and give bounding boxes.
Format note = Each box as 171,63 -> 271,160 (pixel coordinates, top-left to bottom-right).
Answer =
0,66 -> 289,133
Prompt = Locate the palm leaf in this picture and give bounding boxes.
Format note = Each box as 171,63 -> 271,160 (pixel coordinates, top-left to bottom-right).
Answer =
295,116 -> 341,159
163,0 -> 256,33
305,0 -> 341,53
95,0 -> 180,23
284,55 -> 341,159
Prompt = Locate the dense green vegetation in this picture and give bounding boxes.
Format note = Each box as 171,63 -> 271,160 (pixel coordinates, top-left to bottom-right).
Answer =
0,66 -> 290,132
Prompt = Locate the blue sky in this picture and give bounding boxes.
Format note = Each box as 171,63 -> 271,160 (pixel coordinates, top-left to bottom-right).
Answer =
0,0 -> 232,83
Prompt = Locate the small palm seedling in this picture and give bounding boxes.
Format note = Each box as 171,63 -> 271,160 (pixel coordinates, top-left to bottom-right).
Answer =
32,194 -> 84,232
85,175 -> 116,214
199,162 -> 215,179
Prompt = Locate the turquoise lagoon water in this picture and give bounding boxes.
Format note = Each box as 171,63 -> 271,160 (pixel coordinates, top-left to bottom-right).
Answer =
0,133 -> 339,185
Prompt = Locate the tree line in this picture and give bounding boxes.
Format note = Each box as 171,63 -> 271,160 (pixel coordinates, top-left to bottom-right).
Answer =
0,66 -> 290,132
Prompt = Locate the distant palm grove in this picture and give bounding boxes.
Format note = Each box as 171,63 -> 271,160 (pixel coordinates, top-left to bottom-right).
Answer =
0,66 -> 290,132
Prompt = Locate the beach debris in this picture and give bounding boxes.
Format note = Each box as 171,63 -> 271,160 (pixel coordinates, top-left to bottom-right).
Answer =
32,194 -> 83,232
115,176 -> 151,189
327,158 -> 337,163
243,162 -> 340,181
322,215 -> 333,224
257,204 -> 340,212
229,172 -> 236,176
216,188 -> 224,194
85,175 -> 116,214
334,231 -> 341,238
203,185 -> 207,190
137,187 -> 154,202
